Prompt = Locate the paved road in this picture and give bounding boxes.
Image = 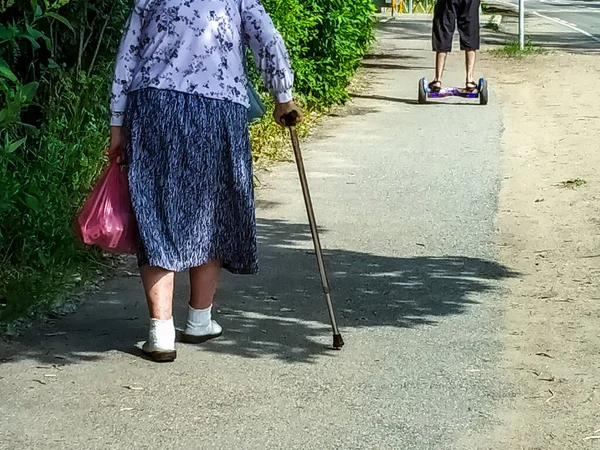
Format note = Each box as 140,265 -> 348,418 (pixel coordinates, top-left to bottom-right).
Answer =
0,17 -> 509,450
525,0 -> 600,40
503,0 -> 600,47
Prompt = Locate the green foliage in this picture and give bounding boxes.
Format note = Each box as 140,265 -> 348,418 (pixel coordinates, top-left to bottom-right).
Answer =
0,0 -> 126,320
0,0 -> 375,322
491,38 -> 546,57
262,0 -> 376,107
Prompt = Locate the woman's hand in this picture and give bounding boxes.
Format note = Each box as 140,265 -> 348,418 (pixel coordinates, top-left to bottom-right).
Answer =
108,126 -> 126,163
274,101 -> 303,128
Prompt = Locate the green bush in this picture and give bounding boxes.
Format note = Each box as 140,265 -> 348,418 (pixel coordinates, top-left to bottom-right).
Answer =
0,0 -> 375,322
262,0 -> 375,106
0,1 -> 129,320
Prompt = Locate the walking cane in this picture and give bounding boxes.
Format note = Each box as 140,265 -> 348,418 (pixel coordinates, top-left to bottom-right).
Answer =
282,111 -> 344,350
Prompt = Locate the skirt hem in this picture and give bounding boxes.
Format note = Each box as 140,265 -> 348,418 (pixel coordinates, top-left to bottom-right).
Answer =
138,254 -> 258,275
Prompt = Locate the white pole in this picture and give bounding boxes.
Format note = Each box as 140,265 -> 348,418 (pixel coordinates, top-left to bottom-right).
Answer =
519,0 -> 525,50
409,0 -> 413,14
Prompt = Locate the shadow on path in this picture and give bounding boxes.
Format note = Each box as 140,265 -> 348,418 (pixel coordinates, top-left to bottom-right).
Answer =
361,62 -> 432,71
351,93 -> 419,105
0,219 -> 519,365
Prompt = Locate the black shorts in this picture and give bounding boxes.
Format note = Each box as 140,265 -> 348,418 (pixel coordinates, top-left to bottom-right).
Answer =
432,0 -> 480,52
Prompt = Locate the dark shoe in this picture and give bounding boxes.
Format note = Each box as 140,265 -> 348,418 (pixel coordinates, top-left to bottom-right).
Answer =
181,320 -> 223,344
428,80 -> 442,92
465,81 -> 478,92
142,342 -> 177,362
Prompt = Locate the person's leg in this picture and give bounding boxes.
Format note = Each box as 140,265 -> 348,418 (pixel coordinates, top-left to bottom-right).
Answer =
189,260 -> 221,310
141,265 -> 175,319
435,52 -> 449,84
140,265 -> 177,361
126,91 -> 178,361
182,260 -> 224,343
465,50 -> 477,86
431,0 -> 456,88
457,0 -> 481,88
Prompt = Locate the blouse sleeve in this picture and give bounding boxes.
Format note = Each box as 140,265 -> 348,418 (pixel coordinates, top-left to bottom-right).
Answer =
241,0 -> 294,103
110,6 -> 143,126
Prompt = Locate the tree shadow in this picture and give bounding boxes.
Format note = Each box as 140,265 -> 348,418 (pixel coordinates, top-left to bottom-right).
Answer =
361,62 -> 432,71
326,104 -> 380,118
482,5 -> 519,17
351,93 -> 482,106
363,53 -> 419,60
378,18 -> 432,36
0,218 -> 519,366
351,93 -> 419,105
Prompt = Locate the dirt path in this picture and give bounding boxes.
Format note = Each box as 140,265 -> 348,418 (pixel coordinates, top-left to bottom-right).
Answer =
480,49 -> 600,448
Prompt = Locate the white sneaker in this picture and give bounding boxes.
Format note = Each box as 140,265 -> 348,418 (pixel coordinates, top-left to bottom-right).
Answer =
142,318 -> 177,362
181,305 -> 223,344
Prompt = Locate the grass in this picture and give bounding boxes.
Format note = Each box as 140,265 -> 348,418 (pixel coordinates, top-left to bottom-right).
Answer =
491,38 -> 546,57
484,21 -> 500,33
250,99 -> 320,170
1,257 -> 117,335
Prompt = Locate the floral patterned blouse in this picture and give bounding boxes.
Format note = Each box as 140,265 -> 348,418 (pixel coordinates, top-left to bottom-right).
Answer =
110,0 -> 294,126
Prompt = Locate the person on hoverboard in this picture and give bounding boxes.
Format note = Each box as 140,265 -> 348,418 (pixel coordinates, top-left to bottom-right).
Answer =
429,0 -> 480,93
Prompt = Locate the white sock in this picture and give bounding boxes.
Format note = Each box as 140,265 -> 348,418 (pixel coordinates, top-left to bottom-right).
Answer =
185,305 -> 212,334
148,317 -> 175,350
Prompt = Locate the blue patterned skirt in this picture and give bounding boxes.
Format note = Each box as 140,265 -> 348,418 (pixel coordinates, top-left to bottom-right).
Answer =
125,88 -> 258,274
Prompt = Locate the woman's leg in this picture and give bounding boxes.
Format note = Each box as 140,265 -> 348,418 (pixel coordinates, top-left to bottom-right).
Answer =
141,265 -> 175,319
140,265 -> 177,361
183,260 -> 224,343
189,260 -> 222,309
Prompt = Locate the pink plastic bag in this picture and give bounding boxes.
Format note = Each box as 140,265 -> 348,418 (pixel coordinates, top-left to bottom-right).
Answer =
75,160 -> 138,254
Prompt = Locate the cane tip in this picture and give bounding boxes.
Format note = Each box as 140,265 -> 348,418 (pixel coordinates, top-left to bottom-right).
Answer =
333,334 -> 344,350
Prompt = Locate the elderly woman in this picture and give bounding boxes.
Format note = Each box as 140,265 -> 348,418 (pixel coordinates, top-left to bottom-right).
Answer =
109,0 -> 302,362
